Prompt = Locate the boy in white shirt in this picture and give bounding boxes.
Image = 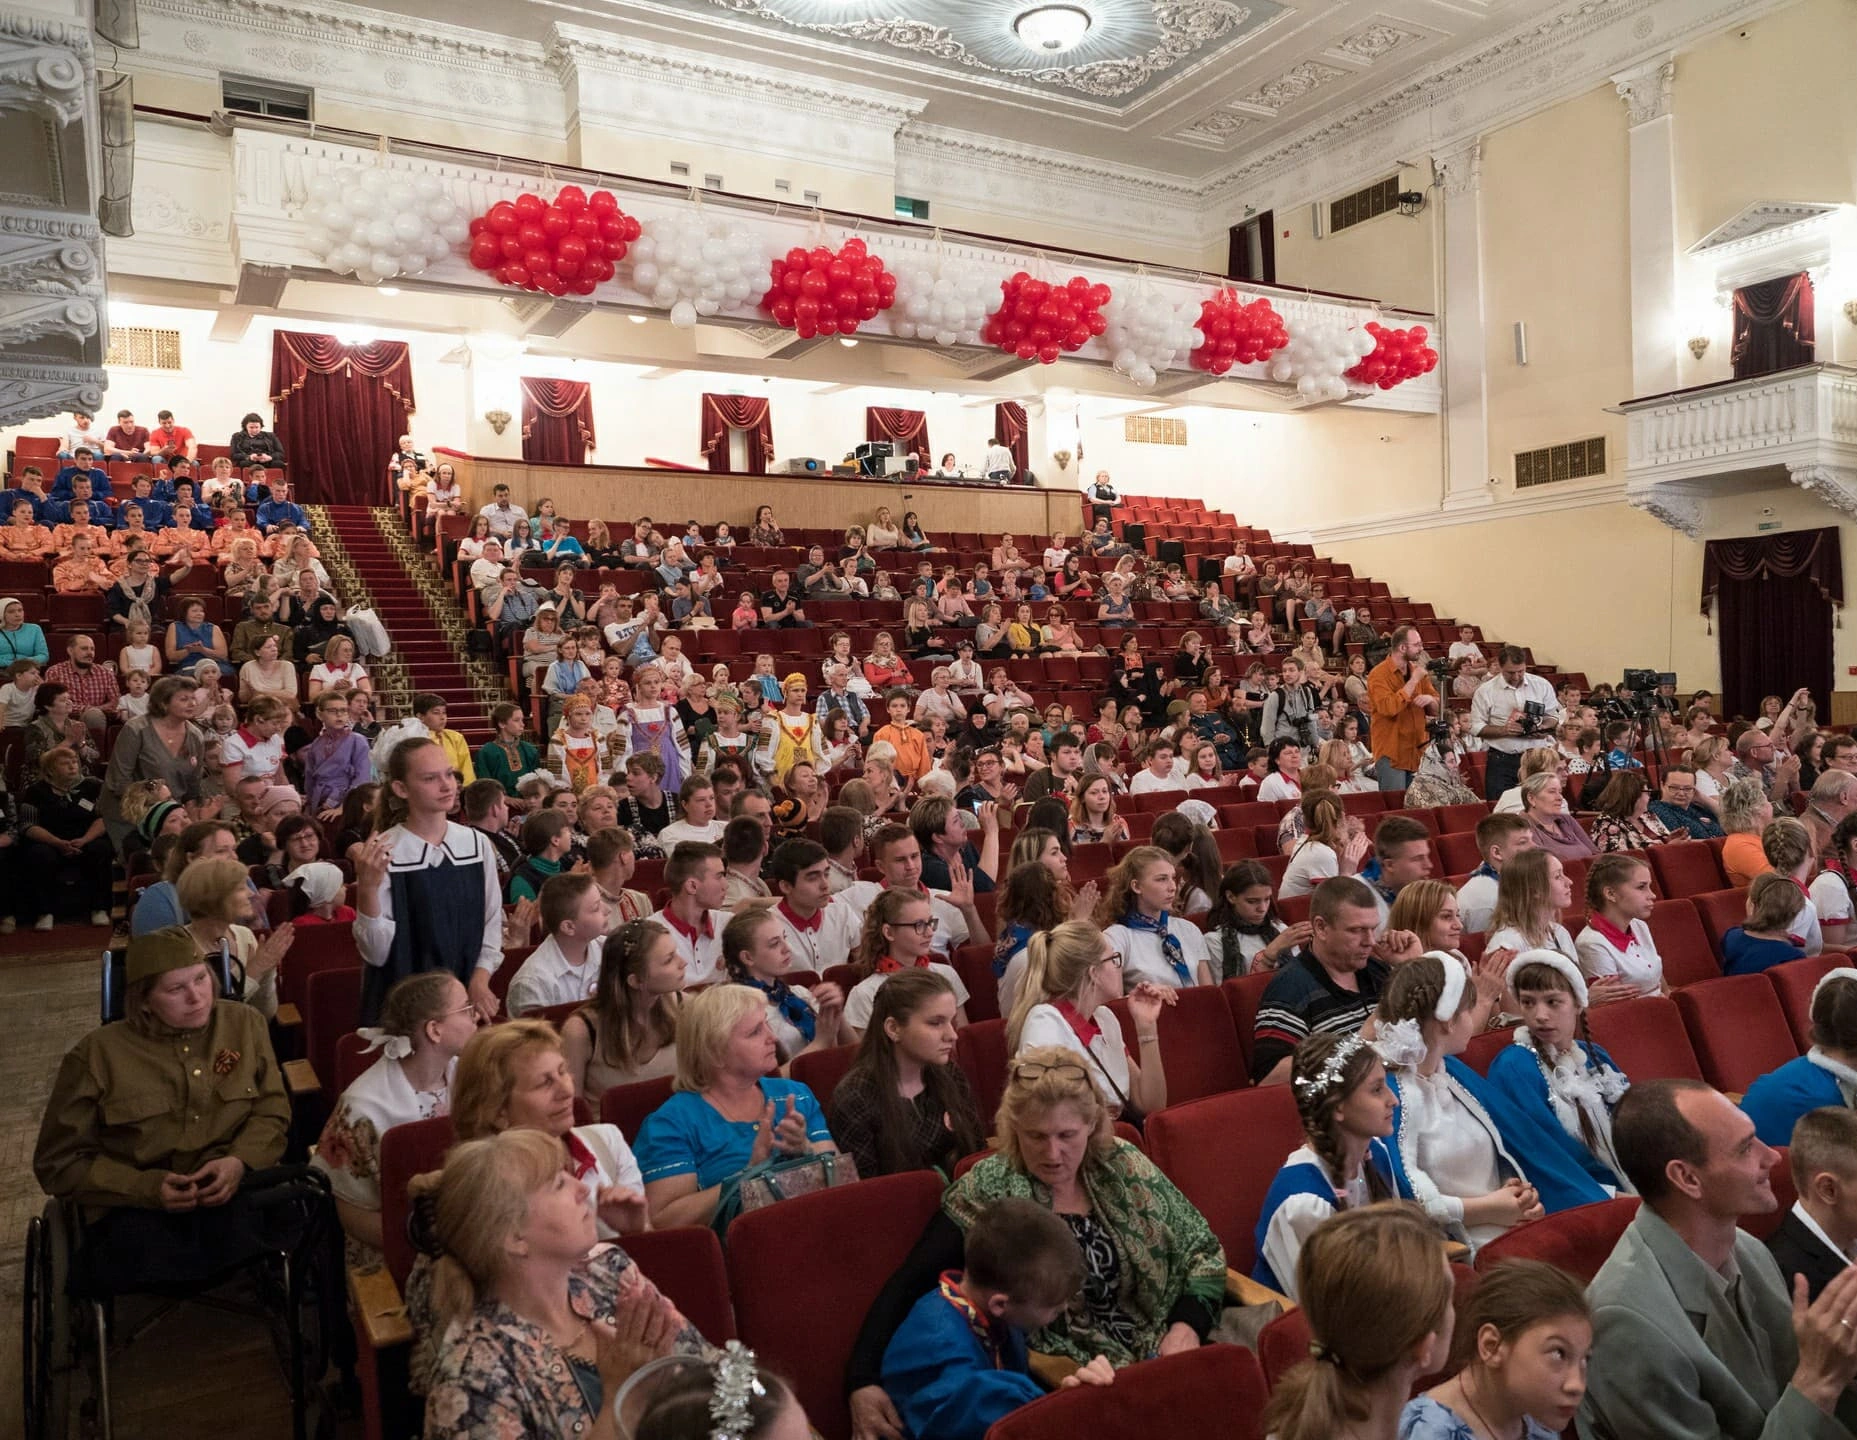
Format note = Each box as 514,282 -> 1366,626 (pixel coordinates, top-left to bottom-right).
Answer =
838,824 -> 984,960
506,872 -> 608,1015
649,840 -> 733,984
1128,739 -> 1186,795
655,774 -> 728,848
768,837 -> 862,973
1454,812 -> 1536,934
0,659 -> 41,726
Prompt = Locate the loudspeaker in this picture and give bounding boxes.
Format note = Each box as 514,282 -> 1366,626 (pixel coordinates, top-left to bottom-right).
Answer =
1120,522 -> 1146,548
1196,556 -> 1223,583
1156,539 -> 1186,566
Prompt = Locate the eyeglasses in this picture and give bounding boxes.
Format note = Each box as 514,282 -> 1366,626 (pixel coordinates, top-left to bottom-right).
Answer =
890,918 -> 937,936
1011,1059 -> 1091,1084
1098,951 -> 1125,970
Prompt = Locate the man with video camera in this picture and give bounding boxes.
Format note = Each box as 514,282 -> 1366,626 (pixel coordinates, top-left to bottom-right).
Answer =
1366,624 -> 1440,791
1471,645 -> 1563,802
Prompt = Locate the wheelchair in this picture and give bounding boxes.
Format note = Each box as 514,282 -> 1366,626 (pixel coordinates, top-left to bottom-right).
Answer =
22,1166 -> 341,1440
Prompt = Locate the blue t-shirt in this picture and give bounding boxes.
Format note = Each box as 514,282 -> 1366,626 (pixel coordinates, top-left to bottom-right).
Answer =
633,1078 -> 832,1189
1400,1396 -> 1558,1440
1721,927 -> 1805,977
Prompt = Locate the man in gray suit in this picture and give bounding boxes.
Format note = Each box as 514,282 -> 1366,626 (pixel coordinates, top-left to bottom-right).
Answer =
1581,1078 -> 1857,1439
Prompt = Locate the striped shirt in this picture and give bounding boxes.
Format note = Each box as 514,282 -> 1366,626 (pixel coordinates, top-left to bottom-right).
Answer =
1250,951 -> 1389,1084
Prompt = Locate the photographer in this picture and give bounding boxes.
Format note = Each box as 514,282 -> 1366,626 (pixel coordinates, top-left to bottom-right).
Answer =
1365,625 -> 1439,791
1469,646 -> 1561,802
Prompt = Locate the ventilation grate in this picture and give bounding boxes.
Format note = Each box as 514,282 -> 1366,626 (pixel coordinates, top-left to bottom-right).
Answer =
1328,176 -> 1400,234
1515,436 -> 1606,488
106,326 -> 183,371
1125,416 -> 1188,446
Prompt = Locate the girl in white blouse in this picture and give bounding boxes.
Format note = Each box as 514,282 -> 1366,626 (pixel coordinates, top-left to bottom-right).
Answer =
1485,849 -> 1579,963
719,906 -> 846,1068
1005,919 -> 1169,1118
1572,853 -> 1667,999
1279,792 -> 1369,899
1095,846 -> 1213,989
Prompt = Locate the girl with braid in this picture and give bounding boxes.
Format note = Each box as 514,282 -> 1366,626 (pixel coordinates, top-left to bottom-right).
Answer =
1251,1031 -> 1410,1300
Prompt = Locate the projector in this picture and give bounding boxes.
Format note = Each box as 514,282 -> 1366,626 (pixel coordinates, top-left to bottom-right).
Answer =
772,457 -> 828,474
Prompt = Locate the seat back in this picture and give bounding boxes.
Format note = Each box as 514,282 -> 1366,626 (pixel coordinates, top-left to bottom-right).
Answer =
1675,974 -> 1800,1093
1767,954 -> 1845,1051
986,1345 -> 1270,1440
304,966 -> 364,1098
1692,888 -> 1751,966
599,1074 -> 677,1143
1585,995 -> 1703,1081
792,1043 -> 859,1112
1472,1196 -> 1641,1284
275,922 -> 360,1013
950,942 -> 1001,1023
1646,898 -> 1725,989
955,1018 -> 1011,1131
333,1030 -> 372,1094
622,1226 -> 736,1342
1649,840 -> 1727,899
1145,1085 -> 1301,1273
727,1171 -> 946,1440
378,1113 -> 457,1288
1460,1027 -> 1511,1075
1743,1145 -> 1796,1241
1113,982 -> 1248,1104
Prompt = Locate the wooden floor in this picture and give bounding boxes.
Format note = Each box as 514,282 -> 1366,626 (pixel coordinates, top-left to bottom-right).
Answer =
0,943 -> 342,1439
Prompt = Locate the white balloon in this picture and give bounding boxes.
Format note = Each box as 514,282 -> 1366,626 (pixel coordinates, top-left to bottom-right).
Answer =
400,250 -> 429,276
439,217 -> 470,245
423,232 -> 450,259
391,213 -> 424,244
360,167 -> 392,194
629,235 -> 657,263
347,189 -> 379,219
1101,286 -> 1195,382
889,256 -> 1003,347
632,209 -> 769,323
670,299 -> 698,329
319,203 -> 351,233
413,175 -> 441,201
424,197 -> 456,225
631,261 -> 660,289
306,175 -> 339,204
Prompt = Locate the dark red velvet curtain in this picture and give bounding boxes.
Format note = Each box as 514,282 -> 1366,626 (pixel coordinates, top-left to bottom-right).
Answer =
521,378 -> 596,465
1732,272 -> 1815,379
269,331 -> 414,507
1703,526 -> 1841,718
865,407 -> 930,466
995,401 -> 1028,483
701,394 -> 774,475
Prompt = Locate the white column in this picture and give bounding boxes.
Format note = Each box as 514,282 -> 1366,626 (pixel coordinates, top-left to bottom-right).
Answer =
1433,141 -> 1491,510
1613,56 -> 1680,397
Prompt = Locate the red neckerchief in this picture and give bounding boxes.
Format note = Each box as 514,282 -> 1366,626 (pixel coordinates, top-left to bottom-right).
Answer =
876,954 -> 932,974
937,1271 -> 1003,1369
778,900 -> 823,933
1587,912 -> 1633,951
564,1131 -> 599,1181
1053,997 -> 1102,1047
661,906 -> 713,943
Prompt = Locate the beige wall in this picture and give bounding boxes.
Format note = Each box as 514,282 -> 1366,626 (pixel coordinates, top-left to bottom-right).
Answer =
1478,83 -> 1633,491
1272,165 -> 1438,313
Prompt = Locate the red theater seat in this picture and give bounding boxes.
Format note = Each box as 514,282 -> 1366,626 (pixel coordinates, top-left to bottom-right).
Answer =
1675,974 -> 1799,1094
1145,1085 -> 1301,1274
1472,1197 -> 1641,1285
1650,840 -> 1727,899
1646,898 -> 1726,989
1586,995 -> 1703,1082
986,1345 -> 1269,1440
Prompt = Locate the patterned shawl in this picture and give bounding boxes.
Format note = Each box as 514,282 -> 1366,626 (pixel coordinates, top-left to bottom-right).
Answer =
942,1140 -> 1227,1365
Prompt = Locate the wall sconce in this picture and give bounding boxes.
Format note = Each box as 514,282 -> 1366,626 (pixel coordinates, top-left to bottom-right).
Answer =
1688,337 -> 1710,360
484,409 -> 512,435
1844,299 -> 1857,326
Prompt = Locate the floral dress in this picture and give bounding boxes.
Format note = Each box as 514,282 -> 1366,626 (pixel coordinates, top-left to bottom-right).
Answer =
310,1050 -> 454,1266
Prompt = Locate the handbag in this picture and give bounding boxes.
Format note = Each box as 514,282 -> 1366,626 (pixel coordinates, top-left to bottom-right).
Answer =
711,1151 -> 860,1238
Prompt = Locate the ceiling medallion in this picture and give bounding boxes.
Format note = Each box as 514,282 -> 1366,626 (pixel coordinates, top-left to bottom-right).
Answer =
1015,5 -> 1092,53
698,0 -> 1258,98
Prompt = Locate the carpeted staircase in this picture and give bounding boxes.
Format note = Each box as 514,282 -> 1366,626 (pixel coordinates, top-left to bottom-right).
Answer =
321,505 -> 505,746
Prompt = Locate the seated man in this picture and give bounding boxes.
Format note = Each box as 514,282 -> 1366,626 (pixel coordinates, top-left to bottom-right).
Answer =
1766,1107 -> 1857,1303
51,448 -> 106,501
1647,763 -> 1726,841
1581,1077 -> 1857,1440
253,477 -> 306,534
104,408 -> 151,461
1250,877 -> 1388,1086
33,926 -> 292,1291
49,472 -> 114,527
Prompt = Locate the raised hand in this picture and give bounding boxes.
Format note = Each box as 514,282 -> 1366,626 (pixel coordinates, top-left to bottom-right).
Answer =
249,921 -> 295,979
945,855 -> 975,908
1070,879 -> 1101,922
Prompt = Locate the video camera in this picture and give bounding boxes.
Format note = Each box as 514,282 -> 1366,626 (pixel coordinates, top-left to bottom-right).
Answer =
1518,699 -> 1547,736
1600,669 -> 1679,720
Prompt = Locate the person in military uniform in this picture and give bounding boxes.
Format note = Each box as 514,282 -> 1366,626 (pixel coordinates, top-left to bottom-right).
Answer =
34,926 -> 292,1290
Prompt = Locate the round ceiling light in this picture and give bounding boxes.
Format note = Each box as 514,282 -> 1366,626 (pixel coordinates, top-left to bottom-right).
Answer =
1014,5 -> 1091,53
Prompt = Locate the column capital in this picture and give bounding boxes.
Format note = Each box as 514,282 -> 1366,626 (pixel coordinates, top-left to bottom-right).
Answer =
1432,141 -> 1481,199
1612,55 -> 1676,128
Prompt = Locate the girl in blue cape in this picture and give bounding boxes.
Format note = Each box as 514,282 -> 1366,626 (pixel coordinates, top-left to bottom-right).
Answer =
1742,965 -> 1857,1146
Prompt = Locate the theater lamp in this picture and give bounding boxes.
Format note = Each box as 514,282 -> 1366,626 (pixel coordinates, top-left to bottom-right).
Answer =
1015,5 -> 1091,52
1687,337 -> 1709,360
484,409 -> 512,435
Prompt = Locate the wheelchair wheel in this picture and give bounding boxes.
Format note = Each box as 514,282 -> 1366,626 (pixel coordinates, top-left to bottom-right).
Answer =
22,1206 -> 76,1440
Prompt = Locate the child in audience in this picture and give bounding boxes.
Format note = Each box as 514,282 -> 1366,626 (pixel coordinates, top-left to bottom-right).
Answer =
881,1198 -> 1112,1440
842,887 -> 971,1038
1,659 -> 41,726
711,520 -> 735,551
1485,949 -> 1633,1197
118,617 -> 161,678
1095,846 -> 1212,989
750,653 -> 784,706
873,689 -> 930,784
1253,1031 -> 1408,1299
1455,813 -> 1536,934
1204,859 -> 1307,979
1721,871 -> 1809,977
117,668 -> 151,719
1742,967 -> 1857,1146
1486,849 -> 1578,963
719,904 -> 845,1066
1763,815 -> 1825,954
1572,853 -> 1665,999
731,591 -> 759,630
1403,1259 -> 1592,1440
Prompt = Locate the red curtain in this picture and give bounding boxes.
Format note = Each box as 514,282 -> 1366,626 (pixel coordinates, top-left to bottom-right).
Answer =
701,394 -> 774,475
269,331 -> 415,507
521,378 -> 596,465
1703,525 -> 1841,718
995,401 -> 1028,483
1732,272 -> 1815,379
865,407 -> 930,467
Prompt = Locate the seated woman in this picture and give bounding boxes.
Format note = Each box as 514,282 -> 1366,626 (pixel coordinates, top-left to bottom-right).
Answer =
166,596 -> 233,677
1743,967 -> 1857,1145
1069,772 -> 1130,846
899,511 -> 934,552
1252,1031 -> 1408,1300
1721,871 -> 1809,977
33,927 -> 291,1290
1261,1207 -> 1455,1440
313,970 -> 477,1261
1520,772 -> 1596,861
720,907 -> 845,1066
1485,949 -> 1633,1199
1280,792 -> 1369,900
1493,747 -> 1561,815
634,985 -> 839,1228
1718,776 -> 1775,886
1006,920 -> 1169,1119
1572,853 -> 1666,999
748,505 -> 785,548
415,1128 -> 710,1439
237,633 -> 296,708
560,918 -> 682,1101
20,743 -> 113,924
177,855 -> 294,1019
863,632 -> 913,692
307,632 -> 371,700
867,506 -> 903,550
846,1048 -> 1227,1430
843,888 -> 972,1038
1487,848 -> 1579,962
293,594 -> 349,669
830,969 -> 984,1179
1588,771 -> 1675,853
1053,555 -> 1095,602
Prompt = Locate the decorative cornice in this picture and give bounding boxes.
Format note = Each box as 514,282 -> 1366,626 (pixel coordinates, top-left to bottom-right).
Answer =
1611,54 -> 1674,126
1626,482 -> 1705,538
1790,463 -> 1857,522
0,360 -> 107,430
0,206 -> 101,288
0,292 -> 102,351
1433,141 -> 1480,199
0,11 -> 95,126
143,0 -> 540,70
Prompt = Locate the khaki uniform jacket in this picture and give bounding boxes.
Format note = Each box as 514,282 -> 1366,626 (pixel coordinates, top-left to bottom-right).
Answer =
230,617 -> 294,665
34,1000 -> 289,1211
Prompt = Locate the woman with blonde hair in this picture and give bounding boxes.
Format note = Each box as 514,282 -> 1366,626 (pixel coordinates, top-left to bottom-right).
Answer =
1493,746 -> 1564,814
415,1128 -> 710,1439
1318,737 -> 1375,795
1689,733 -> 1733,809
177,854 -> 294,1019
1261,1204 -> 1455,1440
633,985 -> 838,1228
1520,773 -> 1596,862
1068,771 -> 1130,845
1281,791 -> 1369,899
1487,848 -> 1578,961
1006,919 -> 1169,1117
1095,845 -> 1213,989
1718,775 -> 1775,886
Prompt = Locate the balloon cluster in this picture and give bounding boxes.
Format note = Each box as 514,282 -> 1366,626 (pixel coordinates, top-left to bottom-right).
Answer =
891,259 -> 1003,347
1190,292 -> 1289,375
1345,323 -> 1440,389
467,186 -> 640,297
303,168 -> 468,284
631,210 -> 766,330
982,273 -> 1112,365
1100,289 -> 1203,388
1268,313 -> 1377,401
761,238 -> 898,339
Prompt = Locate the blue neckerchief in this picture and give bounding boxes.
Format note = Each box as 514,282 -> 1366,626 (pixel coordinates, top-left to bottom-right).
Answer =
1122,909 -> 1190,983
994,920 -> 1035,978
743,974 -> 815,1043
1471,861 -> 1498,881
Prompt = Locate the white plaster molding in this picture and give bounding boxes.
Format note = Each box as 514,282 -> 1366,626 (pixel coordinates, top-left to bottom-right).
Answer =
0,10 -> 93,126
1789,463 -> 1857,522
1625,480 -> 1705,537
1687,201 -> 1846,298
1618,363 -> 1857,484
1611,53 -> 1674,127
1617,61 -> 1681,394
0,359 -> 106,429
0,290 -> 100,350
0,204 -> 100,288
1288,476 -> 1631,545
1432,140 -> 1480,198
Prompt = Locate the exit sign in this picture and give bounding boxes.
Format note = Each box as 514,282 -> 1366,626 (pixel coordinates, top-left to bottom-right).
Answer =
1757,520 -> 1783,531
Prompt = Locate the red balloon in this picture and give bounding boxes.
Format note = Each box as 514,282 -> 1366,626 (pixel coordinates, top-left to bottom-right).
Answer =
587,257 -> 615,283
588,189 -> 619,215
569,275 -> 598,295
539,272 -> 568,297
486,202 -> 520,235
771,297 -> 795,324
599,216 -> 628,245
553,256 -> 581,280
502,263 -> 530,288
555,185 -> 587,215
556,235 -> 588,264
1038,344 -> 1061,364
540,207 -> 571,241
516,223 -> 547,251
468,236 -> 501,270
523,249 -> 553,276
620,216 -> 642,242
499,234 -> 525,261
513,192 -> 546,222
467,216 -> 487,237
1016,341 -> 1038,360
571,213 -> 600,241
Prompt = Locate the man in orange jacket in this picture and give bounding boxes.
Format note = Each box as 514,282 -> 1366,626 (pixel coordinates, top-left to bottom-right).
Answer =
1366,624 -> 1440,791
